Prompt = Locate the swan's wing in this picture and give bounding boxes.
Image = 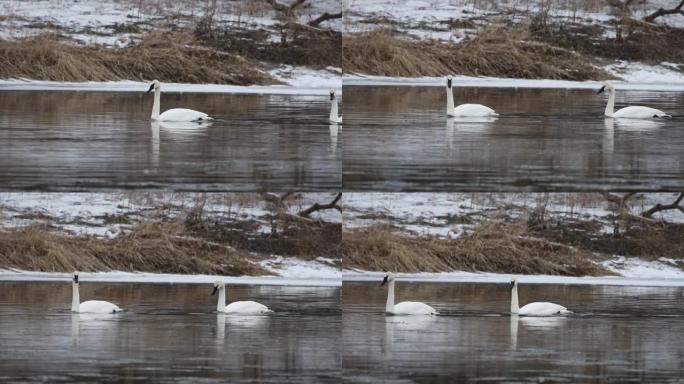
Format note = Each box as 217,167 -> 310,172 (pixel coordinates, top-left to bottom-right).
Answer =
225,301 -> 271,314
614,106 -> 669,119
452,103 -> 497,117
159,108 -> 210,122
393,301 -> 437,315
518,302 -> 566,317
79,300 -> 122,314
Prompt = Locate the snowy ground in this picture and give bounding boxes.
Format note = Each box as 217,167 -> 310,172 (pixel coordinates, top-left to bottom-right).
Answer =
0,0 -> 341,46
343,192 -> 684,237
0,192 -> 341,238
343,0 -> 684,39
343,0 -> 684,85
0,0 -> 342,90
343,192 -> 684,280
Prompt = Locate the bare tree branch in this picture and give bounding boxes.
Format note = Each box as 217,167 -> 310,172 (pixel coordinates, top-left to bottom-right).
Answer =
640,193 -> 684,218
299,193 -> 342,218
308,11 -> 342,27
644,0 -> 684,22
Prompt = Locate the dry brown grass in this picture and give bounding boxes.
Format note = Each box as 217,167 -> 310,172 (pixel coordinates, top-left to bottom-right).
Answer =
0,30 -> 276,85
343,221 -> 611,276
343,26 -> 613,80
0,221 -> 268,275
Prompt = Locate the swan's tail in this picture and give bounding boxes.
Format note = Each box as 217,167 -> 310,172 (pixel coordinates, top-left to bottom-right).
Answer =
560,309 -> 573,315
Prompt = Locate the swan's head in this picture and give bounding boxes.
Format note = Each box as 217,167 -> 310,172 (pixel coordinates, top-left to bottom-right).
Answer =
147,80 -> 160,93
446,75 -> 453,89
73,271 -> 79,284
510,279 -> 518,289
329,89 -> 336,101
211,281 -> 225,296
597,83 -> 614,95
380,272 -> 396,286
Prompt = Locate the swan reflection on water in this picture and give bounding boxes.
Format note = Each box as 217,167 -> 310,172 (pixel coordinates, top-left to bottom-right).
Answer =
329,124 -> 339,155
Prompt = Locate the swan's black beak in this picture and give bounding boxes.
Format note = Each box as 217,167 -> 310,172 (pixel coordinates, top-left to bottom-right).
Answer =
447,78 -> 452,88
510,280 -> 515,287
330,92 -> 334,101
380,276 -> 388,286
211,286 -> 218,296
73,275 -> 79,284
147,83 -> 155,93
596,86 -> 605,95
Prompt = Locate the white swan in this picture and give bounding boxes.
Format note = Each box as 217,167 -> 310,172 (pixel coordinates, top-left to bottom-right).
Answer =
381,272 -> 437,315
446,76 -> 497,117
147,80 -> 212,122
71,272 -> 122,314
212,281 -> 272,315
597,83 -> 671,119
329,89 -> 342,124
510,279 -> 570,317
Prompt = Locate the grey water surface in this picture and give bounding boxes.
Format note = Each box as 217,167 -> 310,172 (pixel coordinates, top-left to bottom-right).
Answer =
343,281 -> 684,383
0,282 -> 341,383
0,91 -> 341,191
342,86 -> 684,191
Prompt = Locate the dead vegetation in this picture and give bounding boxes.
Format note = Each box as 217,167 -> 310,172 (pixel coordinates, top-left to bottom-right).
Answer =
343,221 -> 611,276
343,26 -> 613,80
0,221 -> 268,275
0,30 -> 276,84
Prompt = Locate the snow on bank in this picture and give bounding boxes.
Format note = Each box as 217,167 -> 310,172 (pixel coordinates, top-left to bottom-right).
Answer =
0,73 -> 341,95
343,71 -> 684,91
343,192 -> 684,238
343,262 -> 684,287
0,192 -> 342,237
0,256 -> 341,287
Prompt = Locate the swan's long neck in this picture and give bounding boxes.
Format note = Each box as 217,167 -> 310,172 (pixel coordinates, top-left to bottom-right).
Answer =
604,90 -> 615,118
71,281 -> 80,312
217,287 -> 226,312
151,87 -> 161,120
446,85 -> 455,115
330,97 -> 339,121
386,280 -> 395,313
511,284 -> 519,314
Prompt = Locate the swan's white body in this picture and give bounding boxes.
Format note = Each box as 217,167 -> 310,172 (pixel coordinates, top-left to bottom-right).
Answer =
71,272 -> 122,314
598,84 -> 671,119
148,80 -> 211,122
510,279 -> 569,317
382,272 -> 437,316
213,282 -> 271,315
329,90 -> 342,124
446,76 -> 497,117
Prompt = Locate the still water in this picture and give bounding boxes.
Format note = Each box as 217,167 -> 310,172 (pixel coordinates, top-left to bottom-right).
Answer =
0,91 -> 341,191
0,282 -> 340,383
343,281 -> 684,383
343,86 -> 684,191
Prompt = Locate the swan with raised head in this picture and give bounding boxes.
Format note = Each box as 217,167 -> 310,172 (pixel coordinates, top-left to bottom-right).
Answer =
71,272 -> 122,314
381,272 -> 437,315
446,76 -> 497,117
329,90 -> 342,124
510,279 -> 570,317
597,83 -> 671,119
147,80 -> 212,122
212,281 -> 271,315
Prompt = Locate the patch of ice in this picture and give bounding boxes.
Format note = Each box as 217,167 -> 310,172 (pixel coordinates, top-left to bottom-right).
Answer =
602,256 -> 684,279
343,74 -> 684,91
343,269 -> 684,287
0,270 -> 340,287
260,256 -> 341,280
0,79 -> 336,95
